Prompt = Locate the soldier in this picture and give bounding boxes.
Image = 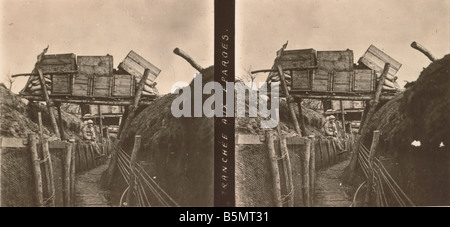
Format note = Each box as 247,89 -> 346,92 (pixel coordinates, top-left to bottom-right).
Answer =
81,120 -> 104,158
323,115 -> 344,151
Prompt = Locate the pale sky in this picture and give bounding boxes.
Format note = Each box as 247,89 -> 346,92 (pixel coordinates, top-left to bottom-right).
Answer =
237,0 -> 450,87
1,0 -> 449,94
1,0 -> 214,94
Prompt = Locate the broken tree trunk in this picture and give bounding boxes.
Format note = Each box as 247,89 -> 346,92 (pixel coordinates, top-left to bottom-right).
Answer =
411,41 -> 436,62
277,64 -> 302,136
173,48 -> 204,72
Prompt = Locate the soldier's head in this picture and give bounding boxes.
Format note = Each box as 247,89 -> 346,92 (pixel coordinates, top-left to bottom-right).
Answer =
87,120 -> 94,127
328,115 -> 336,123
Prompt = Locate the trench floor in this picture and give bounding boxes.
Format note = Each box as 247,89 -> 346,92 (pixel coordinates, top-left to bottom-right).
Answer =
314,160 -> 353,207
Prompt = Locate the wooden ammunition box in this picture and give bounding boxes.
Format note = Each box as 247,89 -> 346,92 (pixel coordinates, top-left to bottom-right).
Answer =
118,50 -> 161,84
39,53 -> 77,73
358,45 -> 401,81
291,70 -> 312,91
312,69 -> 331,91
332,71 -> 353,92
112,74 -> 135,97
279,49 -> 317,69
92,76 -> 111,97
72,74 -> 91,96
77,55 -> 113,76
317,50 -> 353,71
51,74 -> 72,95
353,69 -> 376,92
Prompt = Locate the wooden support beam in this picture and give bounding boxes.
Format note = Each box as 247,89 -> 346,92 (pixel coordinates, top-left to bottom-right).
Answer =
302,137 -> 311,207
37,68 -> 61,139
364,130 -> 380,207
296,98 -> 307,136
63,142 -> 73,207
280,135 -> 294,207
12,70 -> 78,78
98,105 -> 104,144
309,135 -> 316,206
29,134 -> 44,207
69,140 -> 76,206
55,102 -> 66,140
340,100 -> 347,136
277,64 -> 302,136
20,95 -> 155,106
42,139 -> 55,207
266,131 -> 282,207
126,135 -> 141,206
251,66 -> 318,74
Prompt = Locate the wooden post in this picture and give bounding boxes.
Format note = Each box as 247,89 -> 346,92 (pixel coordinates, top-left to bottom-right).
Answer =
42,139 -> 55,206
266,131 -> 282,207
55,102 -> 66,140
296,99 -> 307,136
339,100 -> 347,136
346,64 -> 390,182
302,138 -> 311,207
126,135 -> 142,206
37,112 -> 44,140
64,142 -> 73,207
103,69 -> 150,189
309,135 -> 316,206
98,105 -> 104,144
69,139 -> 76,206
277,65 -> 302,136
29,134 -> 44,207
364,130 -> 381,207
37,68 -> 60,139
280,135 -> 294,207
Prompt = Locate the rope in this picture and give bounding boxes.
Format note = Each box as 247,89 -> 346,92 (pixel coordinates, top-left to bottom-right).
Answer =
119,186 -> 130,207
350,181 -> 366,207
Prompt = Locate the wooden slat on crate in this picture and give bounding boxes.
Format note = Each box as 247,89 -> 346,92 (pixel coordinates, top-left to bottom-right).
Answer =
52,74 -> 71,95
77,56 -> 113,76
118,50 -> 160,82
279,49 -> 317,69
72,74 -> 91,96
353,69 -> 376,92
312,70 -> 330,91
291,70 -> 311,91
358,45 -> 401,81
317,50 -> 353,71
333,71 -> 352,92
112,74 -> 135,97
39,54 -> 77,74
92,76 -> 111,97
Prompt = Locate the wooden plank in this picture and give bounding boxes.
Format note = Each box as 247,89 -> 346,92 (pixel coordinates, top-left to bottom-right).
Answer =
312,70 -> 330,91
37,68 -> 61,139
359,45 -> 401,80
317,50 -> 353,71
302,138 -> 311,207
70,141 -> 76,206
291,70 -> 311,91
309,135 -> 316,206
126,50 -> 161,79
353,69 -> 375,92
51,74 -> 71,94
42,139 -> 55,207
333,71 -> 352,92
236,134 -> 264,145
77,56 -> 113,76
72,74 -> 91,96
92,76 -> 111,97
286,137 -> 307,145
48,141 -> 68,149
112,74 -> 135,97
321,141 -> 329,167
63,142 -> 73,206
266,132 -> 282,207
0,137 -> 27,148
40,53 -> 76,74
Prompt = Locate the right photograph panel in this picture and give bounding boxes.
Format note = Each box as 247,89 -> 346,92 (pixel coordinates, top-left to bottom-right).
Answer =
235,0 -> 450,207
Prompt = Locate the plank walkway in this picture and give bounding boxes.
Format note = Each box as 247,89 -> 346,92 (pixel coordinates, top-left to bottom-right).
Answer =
314,160 -> 353,207
74,162 -> 112,207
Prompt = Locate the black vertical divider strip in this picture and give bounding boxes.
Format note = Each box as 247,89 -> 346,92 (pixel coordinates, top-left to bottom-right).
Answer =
214,0 -> 235,207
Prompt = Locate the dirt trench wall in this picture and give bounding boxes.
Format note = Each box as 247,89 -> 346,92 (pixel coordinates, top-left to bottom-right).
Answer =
235,135 -> 351,207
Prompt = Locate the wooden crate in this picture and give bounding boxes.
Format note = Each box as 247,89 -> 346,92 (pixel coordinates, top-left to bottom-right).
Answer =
92,76 -> 111,97
317,50 -> 353,71
279,49 -> 316,68
312,69 -> 331,91
353,69 -> 376,92
332,71 -> 352,92
72,74 -> 91,96
358,45 -> 401,81
112,74 -> 135,97
77,55 -> 113,76
89,105 -> 124,115
51,74 -> 71,95
39,53 -> 77,73
291,70 -> 312,91
118,50 -> 161,84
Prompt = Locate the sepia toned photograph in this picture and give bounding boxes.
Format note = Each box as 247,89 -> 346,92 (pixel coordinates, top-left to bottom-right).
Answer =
235,0 -> 449,207
0,0 -> 214,207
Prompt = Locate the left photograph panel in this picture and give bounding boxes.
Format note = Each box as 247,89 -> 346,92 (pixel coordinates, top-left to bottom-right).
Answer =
0,0 -> 214,207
